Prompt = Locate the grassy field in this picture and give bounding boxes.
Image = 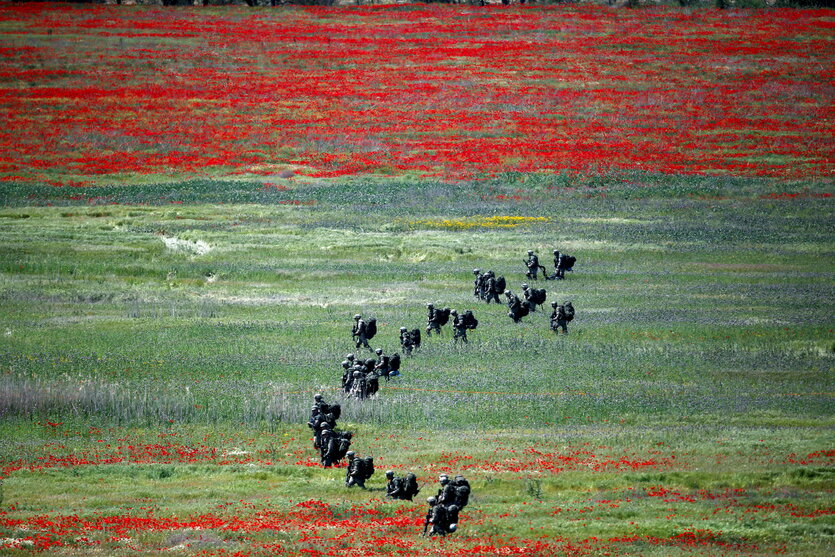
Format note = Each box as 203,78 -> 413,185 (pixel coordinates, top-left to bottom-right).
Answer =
0,2 -> 833,556
1,174 -> 833,555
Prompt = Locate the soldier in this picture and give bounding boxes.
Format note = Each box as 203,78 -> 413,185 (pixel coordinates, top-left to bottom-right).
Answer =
521,283 -> 534,311
426,303 -> 439,336
451,310 -> 468,344
452,475 -> 471,509
324,431 -> 352,467
341,360 -> 351,391
550,250 -> 565,280
349,370 -> 366,399
352,314 -> 370,350
346,353 -> 355,365
472,269 -> 484,300
436,474 -> 458,506
385,470 -> 405,500
346,453 -> 373,488
483,271 -> 497,304
399,327 -> 413,355
524,250 -> 546,281
505,290 -> 528,323
550,301 -> 568,334
423,496 -> 450,536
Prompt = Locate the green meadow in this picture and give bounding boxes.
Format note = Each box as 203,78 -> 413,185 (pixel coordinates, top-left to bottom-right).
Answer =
0,174 -> 832,555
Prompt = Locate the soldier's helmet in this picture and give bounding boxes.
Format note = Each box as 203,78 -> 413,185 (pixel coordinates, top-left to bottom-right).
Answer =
448,523 -> 457,533
448,504 -> 459,513
473,268 -> 480,274
504,290 -> 511,296
521,283 -> 529,289
528,250 -> 534,255
342,360 -> 350,368
347,451 -> 355,458
375,348 -> 383,355
354,314 -> 361,320
314,393 -> 323,401
427,303 -> 434,308
443,307 -> 450,312
366,358 -> 376,367
321,422 -> 332,430
311,405 -> 318,411
439,474 -> 449,484
385,470 -> 394,478
565,300 -> 572,304
353,371 -> 363,378
553,249 -> 559,255
551,301 -> 558,307
455,475 -> 465,482
450,309 -> 457,315
400,326 -> 407,332
346,353 -> 355,360
427,497 -> 437,505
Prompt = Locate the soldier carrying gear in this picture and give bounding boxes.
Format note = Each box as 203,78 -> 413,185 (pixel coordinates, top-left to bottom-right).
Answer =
346,454 -> 374,488
524,249 -> 547,281
483,271 -> 500,304
473,269 -> 484,300
451,310 -> 468,344
437,474 -> 457,506
352,314 -> 371,350
385,470 -> 405,500
399,327 -> 415,356
426,303 -> 439,336
424,496 -> 450,536
550,301 -> 568,334
505,290 -> 529,323
349,370 -> 366,399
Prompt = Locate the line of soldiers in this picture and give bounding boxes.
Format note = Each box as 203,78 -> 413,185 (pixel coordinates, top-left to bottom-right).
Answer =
308,394 -> 353,467
524,249 -> 577,281
423,474 -> 471,537
341,349 -> 401,399
472,269 -> 506,304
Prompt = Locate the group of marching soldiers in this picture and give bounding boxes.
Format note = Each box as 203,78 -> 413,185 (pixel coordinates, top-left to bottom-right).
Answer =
524,249 -> 576,281
308,394 -> 354,467
423,474 -> 471,536
341,349 -> 401,400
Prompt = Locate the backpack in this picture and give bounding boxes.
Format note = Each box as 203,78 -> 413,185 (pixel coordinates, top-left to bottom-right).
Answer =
365,318 -> 377,340
463,310 -> 478,330
389,353 -> 401,372
410,329 -> 421,348
405,473 -> 420,497
565,303 -> 575,322
495,275 -> 506,294
532,288 -> 547,305
337,435 -> 352,460
362,456 -> 375,479
455,485 -> 470,508
437,308 -> 451,326
329,403 -> 341,420
565,255 -> 576,270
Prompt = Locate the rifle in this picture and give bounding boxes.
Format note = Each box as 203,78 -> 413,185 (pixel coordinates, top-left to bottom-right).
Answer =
422,511 -> 431,536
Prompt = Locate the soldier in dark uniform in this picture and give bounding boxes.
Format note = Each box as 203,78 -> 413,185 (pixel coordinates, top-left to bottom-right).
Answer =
385,470 -> 404,500
451,310 -> 468,344
484,271 -> 500,304
505,290 -> 526,323
426,303 -> 441,336
521,283 -> 535,311
352,314 -> 370,350
436,474 -> 458,506
550,301 -> 568,334
524,250 -> 543,281
399,327 -> 414,356
473,269 -> 484,300
424,496 -> 450,536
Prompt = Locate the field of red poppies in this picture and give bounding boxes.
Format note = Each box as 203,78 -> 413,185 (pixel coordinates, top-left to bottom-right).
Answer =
0,3 -> 833,186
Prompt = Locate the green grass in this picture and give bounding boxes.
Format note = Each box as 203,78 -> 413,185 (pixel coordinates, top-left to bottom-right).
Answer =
0,176 -> 832,555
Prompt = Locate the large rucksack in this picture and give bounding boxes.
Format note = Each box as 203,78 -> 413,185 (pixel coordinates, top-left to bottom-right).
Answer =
564,302 -> 575,322
463,310 -> 478,330
335,434 -> 352,461
410,328 -> 421,349
495,275 -> 506,294
436,308 -> 451,326
365,318 -> 377,340
404,473 -> 420,498
531,288 -> 547,305
565,255 -> 576,270
362,456 -> 375,480
389,353 -> 401,373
